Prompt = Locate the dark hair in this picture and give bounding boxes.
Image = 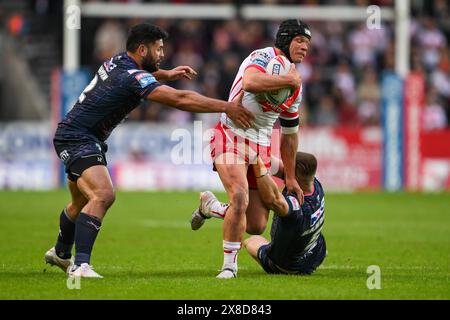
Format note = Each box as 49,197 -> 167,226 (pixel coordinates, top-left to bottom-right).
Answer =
295,152 -> 317,182
275,19 -> 311,61
126,23 -> 168,52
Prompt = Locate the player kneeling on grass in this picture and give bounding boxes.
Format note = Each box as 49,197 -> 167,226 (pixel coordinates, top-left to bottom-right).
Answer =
244,152 -> 326,275
193,152 -> 326,275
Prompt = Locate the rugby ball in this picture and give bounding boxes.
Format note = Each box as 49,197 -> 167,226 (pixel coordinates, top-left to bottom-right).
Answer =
261,55 -> 293,106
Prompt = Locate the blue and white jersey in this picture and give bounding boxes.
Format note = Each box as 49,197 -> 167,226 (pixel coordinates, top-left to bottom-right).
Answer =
269,177 -> 325,269
56,52 -> 161,142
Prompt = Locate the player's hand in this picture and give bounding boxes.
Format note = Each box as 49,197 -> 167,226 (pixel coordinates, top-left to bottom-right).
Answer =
167,66 -> 198,80
285,177 -> 304,204
226,92 -> 255,129
287,64 -> 301,89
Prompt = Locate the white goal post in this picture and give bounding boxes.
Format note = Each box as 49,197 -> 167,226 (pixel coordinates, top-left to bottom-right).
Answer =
63,0 -> 409,77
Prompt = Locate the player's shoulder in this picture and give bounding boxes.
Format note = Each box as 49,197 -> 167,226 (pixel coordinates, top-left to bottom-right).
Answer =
246,47 -> 277,70
283,194 -> 302,218
109,53 -> 158,87
126,70 -> 158,90
109,53 -> 149,77
314,177 -> 325,196
248,47 -> 277,60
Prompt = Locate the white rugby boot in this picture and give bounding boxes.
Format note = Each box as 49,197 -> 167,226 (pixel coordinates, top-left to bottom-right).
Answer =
190,191 -> 219,230
68,263 -> 103,278
216,267 -> 237,279
44,247 -> 74,273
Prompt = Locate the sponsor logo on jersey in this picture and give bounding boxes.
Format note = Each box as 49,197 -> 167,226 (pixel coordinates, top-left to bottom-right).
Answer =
272,64 -> 281,75
98,66 -> 108,81
251,50 -> 271,61
287,195 -> 300,211
251,58 -> 268,68
310,198 -> 325,226
59,150 -> 70,162
103,58 -> 117,72
135,73 -> 156,88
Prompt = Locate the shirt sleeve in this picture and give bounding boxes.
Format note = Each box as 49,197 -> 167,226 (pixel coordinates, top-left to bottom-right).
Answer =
278,194 -> 303,221
279,86 -> 302,134
245,50 -> 272,73
128,71 -> 161,98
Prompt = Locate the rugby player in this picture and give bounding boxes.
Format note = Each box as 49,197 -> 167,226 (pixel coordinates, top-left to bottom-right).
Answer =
44,23 -> 254,278
244,152 -> 326,275
191,19 -> 312,278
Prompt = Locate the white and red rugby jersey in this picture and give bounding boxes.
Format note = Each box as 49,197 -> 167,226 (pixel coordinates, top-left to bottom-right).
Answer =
220,47 -> 301,146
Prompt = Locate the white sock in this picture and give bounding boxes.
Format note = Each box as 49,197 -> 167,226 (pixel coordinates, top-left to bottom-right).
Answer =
222,240 -> 240,271
209,202 -> 229,219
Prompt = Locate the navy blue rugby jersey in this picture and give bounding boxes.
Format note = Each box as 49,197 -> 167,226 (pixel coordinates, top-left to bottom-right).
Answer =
56,52 -> 161,142
269,177 -> 325,267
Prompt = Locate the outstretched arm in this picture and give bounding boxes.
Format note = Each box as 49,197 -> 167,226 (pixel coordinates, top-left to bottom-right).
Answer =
147,85 -> 255,128
252,155 -> 289,216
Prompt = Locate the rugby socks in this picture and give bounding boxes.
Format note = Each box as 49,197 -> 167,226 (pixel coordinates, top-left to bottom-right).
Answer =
222,240 -> 241,272
209,202 -> 230,219
55,208 -> 75,259
74,213 -> 102,266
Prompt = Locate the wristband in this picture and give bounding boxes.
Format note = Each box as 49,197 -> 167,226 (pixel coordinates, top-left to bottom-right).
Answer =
256,169 -> 270,179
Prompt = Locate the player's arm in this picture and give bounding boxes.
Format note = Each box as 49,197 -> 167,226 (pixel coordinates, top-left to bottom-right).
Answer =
252,155 -> 289,216
152,66 -> 197,81
147,85 -> 255,128
242,64 -> 300,94
280,131 -> 304,204
279,97 -> 303,203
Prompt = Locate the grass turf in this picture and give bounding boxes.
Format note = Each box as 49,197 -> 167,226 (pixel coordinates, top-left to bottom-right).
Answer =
0,191 -> 448,300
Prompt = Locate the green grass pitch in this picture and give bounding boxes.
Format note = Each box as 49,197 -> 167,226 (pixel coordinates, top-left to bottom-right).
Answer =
0,190 -> 448,299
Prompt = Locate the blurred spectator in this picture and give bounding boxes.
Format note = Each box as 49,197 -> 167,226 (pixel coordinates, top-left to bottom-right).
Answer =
335,88 -> 360,126
314,96 -> 337,126
7,0 -> 449,128
423,89 -> 447,130
334,60 -> 356,103
356,68 -> 381,125
94,19 -> 127,64
348,23 -> 377,69
418,17 -> 447,72
7,14 -> 26,36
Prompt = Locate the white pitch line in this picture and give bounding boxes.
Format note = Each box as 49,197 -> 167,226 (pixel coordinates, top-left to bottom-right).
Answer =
319,265 -> 446,271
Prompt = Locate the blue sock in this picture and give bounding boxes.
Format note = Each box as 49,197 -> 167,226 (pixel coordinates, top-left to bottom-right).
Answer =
55,209 -> 75,259
74,213 -> 102,266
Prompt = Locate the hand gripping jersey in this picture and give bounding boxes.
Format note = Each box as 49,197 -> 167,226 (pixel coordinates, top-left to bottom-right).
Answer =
220,47 -> 301,147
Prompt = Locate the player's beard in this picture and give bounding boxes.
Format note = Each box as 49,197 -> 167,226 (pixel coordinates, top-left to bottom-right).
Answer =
141,53 -> 159,73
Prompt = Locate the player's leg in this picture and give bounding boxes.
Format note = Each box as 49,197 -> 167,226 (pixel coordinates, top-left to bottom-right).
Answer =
245,144 -> 272,235
243,235 -> 269,263
245,189 -> 270,235
45,179 -> 88,272
190,190 -> 230,230
68,165 -> 115,278
244,236 -> 280,274
66,179 -> 89,220
214,153 -> 249,278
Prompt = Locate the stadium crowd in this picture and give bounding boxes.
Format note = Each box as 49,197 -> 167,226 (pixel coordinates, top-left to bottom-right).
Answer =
2,0 -> 449,129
